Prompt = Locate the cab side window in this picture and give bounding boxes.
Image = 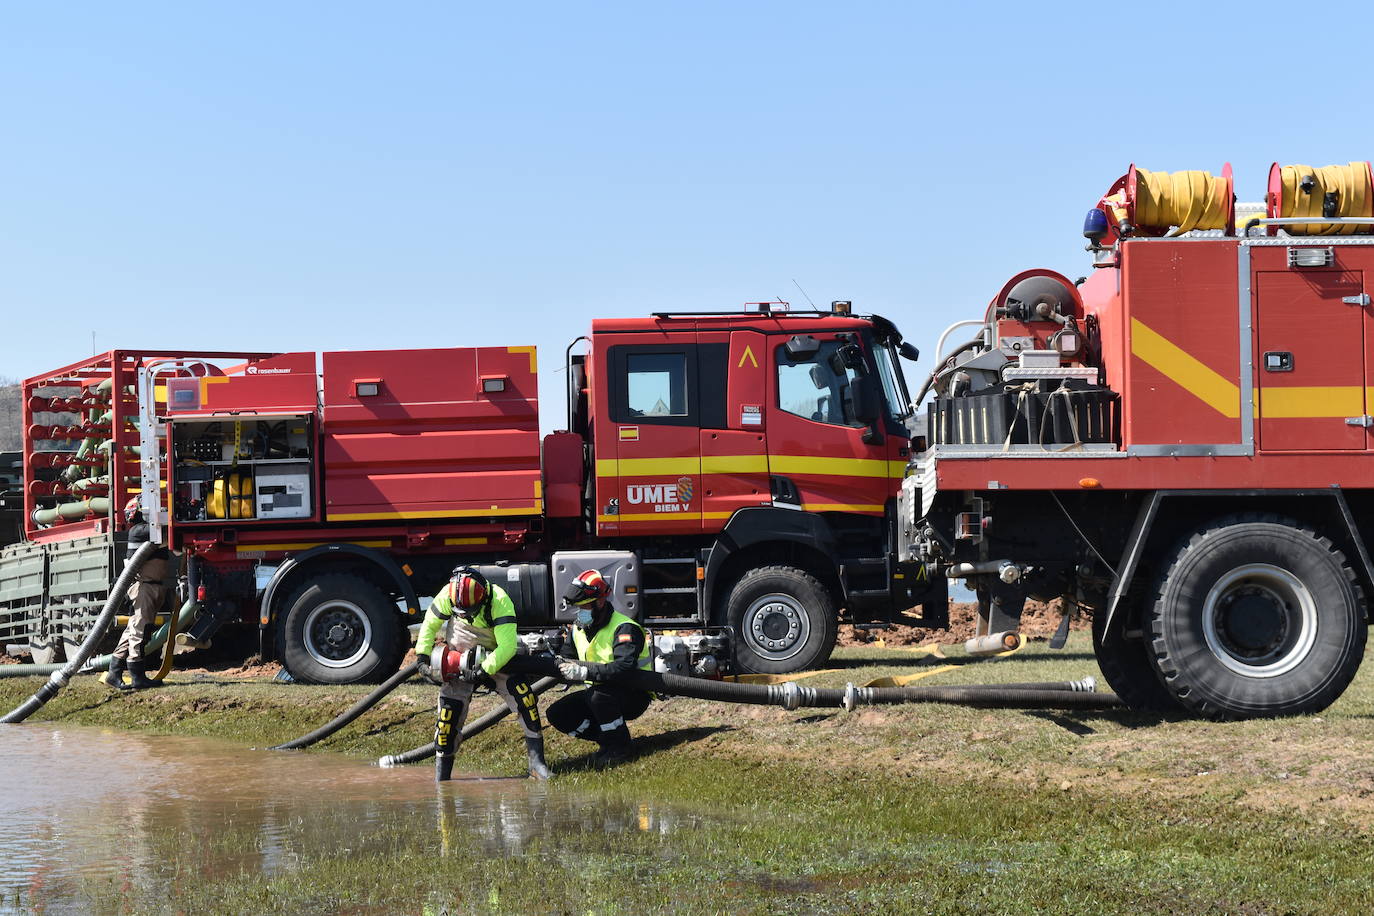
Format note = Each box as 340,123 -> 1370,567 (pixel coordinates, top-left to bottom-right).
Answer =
776,341 -> 863,427
626,353 -> 687,417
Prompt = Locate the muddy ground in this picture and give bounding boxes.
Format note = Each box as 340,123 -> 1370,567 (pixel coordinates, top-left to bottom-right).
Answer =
3,634 -> 1372,913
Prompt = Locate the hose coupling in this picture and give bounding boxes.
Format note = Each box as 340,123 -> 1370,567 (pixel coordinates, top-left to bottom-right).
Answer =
843,682 -> 859,712
48,670 -> 69,689
1068,676 -> 1097,693
378,755 -> 400,768
779,681 -> 802,711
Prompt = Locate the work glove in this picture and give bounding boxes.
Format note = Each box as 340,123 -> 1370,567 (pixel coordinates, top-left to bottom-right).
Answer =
458,647 -> 490,684
558,660 -> 589,682
413,653 -> 430,679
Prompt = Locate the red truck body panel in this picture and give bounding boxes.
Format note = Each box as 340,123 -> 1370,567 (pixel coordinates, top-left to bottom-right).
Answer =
933,237 -> 1374,493
319,345 -> 541,522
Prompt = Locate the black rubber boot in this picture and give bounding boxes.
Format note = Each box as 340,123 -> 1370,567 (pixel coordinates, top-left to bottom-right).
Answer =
434,695 -> 464,782
126,660 -> 161,690
525,735 -> 552,780
593,740 -> 633,769
101,656 -> 130,691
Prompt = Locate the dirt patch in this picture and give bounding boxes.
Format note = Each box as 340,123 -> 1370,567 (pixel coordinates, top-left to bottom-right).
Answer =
839,599 -> 1091,647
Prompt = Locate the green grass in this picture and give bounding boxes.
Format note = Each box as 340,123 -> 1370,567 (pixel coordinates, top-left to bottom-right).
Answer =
3,635 -> 1373,914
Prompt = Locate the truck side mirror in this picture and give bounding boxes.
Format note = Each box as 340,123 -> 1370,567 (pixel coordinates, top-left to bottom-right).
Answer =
899,342 -> 920,362
836,344 -> 866,371
785,335 -> 820,360
844,379 -> 880,424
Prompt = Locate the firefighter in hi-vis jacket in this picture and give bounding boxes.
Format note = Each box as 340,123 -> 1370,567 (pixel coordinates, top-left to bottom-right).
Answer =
547,569 -> 653,767
414,566 -> 551,782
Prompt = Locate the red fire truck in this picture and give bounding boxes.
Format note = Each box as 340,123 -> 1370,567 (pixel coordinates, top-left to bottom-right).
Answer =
900,161 -> 1374,718
1,304 -> 934,683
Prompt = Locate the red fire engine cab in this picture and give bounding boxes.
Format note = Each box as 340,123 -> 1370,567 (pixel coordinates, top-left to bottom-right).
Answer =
6,302 -> 933,683
902,161 -> 1374,718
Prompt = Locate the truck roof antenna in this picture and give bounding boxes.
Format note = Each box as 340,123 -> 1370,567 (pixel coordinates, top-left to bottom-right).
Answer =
792,279 -> 817,308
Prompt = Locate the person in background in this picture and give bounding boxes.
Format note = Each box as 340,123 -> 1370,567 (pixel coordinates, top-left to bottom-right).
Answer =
414,566 -> 551,782
547,569 -> 652,767
101,498 -> 171,691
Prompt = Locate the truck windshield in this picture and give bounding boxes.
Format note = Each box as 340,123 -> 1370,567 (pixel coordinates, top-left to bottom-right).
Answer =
874,341 -> 912,422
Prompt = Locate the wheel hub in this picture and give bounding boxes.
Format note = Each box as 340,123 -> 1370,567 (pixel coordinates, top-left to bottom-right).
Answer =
743,593 -> 811,662
1218,588 -> 1287,653
1202,564 -> 1317,678
303,600 -> 373,669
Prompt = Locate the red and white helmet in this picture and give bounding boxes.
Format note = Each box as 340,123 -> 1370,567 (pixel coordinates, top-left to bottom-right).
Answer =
446,566 -> 489,615
123,497 -> 141,524
564,568 -> 610,606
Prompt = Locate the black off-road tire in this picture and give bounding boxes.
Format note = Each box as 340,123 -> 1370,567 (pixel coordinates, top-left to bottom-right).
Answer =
1148,515 -> 1367,719
726,566 -> 838,675
1090,602 -> 1181,713
279,573 -> 406,685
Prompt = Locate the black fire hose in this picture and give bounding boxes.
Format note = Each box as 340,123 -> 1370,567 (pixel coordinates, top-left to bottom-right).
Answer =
1,541 -> 156,725
635,669 -> 1121,711
270,661 -> 423,750
376,669 -> 1116,768
378,675 -> 562,767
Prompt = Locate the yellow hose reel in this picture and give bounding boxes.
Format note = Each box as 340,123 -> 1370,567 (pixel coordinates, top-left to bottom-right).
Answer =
207,470 -> 254,520
1099,164 -> 1235,237
1266,161 -> 1374,235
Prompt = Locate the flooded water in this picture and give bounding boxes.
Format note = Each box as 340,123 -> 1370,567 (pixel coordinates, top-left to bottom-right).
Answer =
0,724 -> 704,914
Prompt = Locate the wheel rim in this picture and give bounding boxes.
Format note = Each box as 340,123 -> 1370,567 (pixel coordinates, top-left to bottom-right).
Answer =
742,592 -> 811,662
303,600 -> 372,669
1201,563 -> 1317,678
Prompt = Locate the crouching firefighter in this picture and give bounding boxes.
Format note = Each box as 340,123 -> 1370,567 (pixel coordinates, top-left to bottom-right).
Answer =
414,566 -> 551,782
102,498 -> 172,691
547,569 -> 653,767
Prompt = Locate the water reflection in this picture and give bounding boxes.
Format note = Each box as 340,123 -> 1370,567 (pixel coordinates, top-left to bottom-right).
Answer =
0,724 -> 701,913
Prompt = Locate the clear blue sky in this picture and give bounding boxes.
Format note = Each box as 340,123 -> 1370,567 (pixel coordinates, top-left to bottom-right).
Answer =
5,2 -> 1374,425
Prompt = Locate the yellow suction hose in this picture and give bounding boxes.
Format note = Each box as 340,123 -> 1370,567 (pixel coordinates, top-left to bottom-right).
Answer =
1268,162 -> 1373,235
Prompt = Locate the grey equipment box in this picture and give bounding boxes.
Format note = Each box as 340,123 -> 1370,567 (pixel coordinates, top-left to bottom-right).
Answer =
255,463 -> 312,520
549,550 -> 639,622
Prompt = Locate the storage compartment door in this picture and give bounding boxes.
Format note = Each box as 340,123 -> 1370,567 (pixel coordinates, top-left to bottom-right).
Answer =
1255,270 -> 1365,451
320,347 -> 541,521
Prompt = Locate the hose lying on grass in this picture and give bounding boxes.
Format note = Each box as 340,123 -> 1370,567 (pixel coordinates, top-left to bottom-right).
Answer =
0,596 -> 201,681
1,542 -> 154,724
270,662 -> 423,750
262,643 -> 1119,767
374,671 -> 1118,767
631,669 -> 1121,712
378,675 -> 563,767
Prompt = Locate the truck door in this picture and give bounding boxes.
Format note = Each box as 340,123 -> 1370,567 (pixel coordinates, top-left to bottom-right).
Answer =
603,338 -> 703,534
697,329 -> 770,529
766,333 -> 891,516
1255,269 -> 1366,451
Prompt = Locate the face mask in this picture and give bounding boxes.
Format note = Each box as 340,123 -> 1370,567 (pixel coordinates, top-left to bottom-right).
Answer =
574,607 -> 595,629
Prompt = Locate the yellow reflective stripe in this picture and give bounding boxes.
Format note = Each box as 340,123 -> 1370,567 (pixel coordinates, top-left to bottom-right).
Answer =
803,503 -> 885,513
599,512 -> 702,522
768,456 -> 893,478
1130,318 -> 1240,418
506,346 -> 537,373
443,536 -> 488,545
596,458 -> 699,477
1255,386 -> 1363,418
702,455 -> 770,474
234,540 -> 390,554
598,455 -> 905,478
328,506 -> 539,521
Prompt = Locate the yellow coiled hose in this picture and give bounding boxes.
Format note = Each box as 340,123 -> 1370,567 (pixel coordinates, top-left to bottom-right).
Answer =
1133,168 -> 1230,235
1102,167 -> 1232,236
1268,162 -> 1373,235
